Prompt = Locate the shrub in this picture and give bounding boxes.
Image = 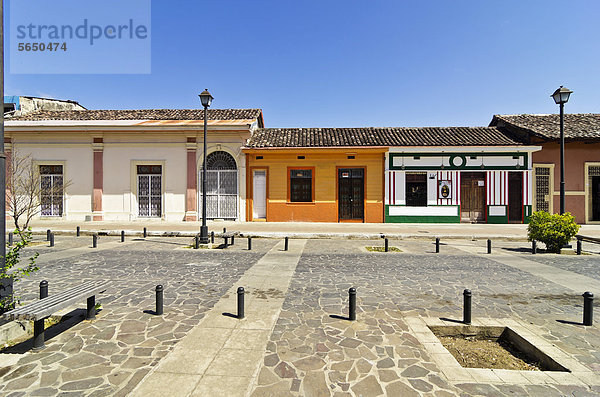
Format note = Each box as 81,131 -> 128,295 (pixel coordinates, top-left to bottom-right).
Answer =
0,229 -> 39,314
527,211 -> 580,253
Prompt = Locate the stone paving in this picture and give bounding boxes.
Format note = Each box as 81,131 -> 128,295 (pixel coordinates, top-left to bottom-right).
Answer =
0,236 -> 276,396
251,239 -> 600,397
0,236 -> 599,396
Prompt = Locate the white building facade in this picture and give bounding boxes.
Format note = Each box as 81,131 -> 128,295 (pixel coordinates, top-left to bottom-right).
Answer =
6,109 -> 263,222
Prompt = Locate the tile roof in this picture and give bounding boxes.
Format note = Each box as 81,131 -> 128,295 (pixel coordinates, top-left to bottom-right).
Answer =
491,114 -> 600,142
245,127 -> 522,148
8,108 -> 262,122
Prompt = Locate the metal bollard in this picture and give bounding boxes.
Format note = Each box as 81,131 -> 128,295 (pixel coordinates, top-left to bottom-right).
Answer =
463,289 -> 472,324
435,238 -> 440,253
284,237 -> 289,251
76,226 -> 80,237
583,292 -> 594,326
577,239 -> 582,255
384,238 -> 389,252
121,230 -> 125,242
223,227 -> 227,233
231,235 -> 235,245
248,236 -> 252,250
532,240 -> 537,254
93,234 -> 98,248
156,285 -> 164,315
86,296 -> 96,320
211,231 -> 215,244
349,287 -> 357,321
237,287 -> 245,319
194,235 -> 199,249
143,227 -> 147,238
49,233 -> 54,247
8,232 -> 13,247
47,229 -> 51,241
40,280 -> 48,299
487,239 -> 492,254
34,281 -> 49,350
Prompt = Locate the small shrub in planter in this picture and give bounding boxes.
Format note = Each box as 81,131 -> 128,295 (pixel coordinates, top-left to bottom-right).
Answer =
527,211 -> 580,253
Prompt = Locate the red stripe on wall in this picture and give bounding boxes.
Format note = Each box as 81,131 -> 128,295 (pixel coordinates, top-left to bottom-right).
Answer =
392,172 -> 396,205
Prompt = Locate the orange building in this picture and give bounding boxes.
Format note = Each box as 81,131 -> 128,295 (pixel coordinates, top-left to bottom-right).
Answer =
244,128 -> 386,222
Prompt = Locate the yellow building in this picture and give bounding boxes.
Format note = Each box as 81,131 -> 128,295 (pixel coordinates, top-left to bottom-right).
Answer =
244,128 -> 386,223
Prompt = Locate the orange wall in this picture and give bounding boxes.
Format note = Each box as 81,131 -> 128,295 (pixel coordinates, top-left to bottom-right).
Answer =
245,149 -> 385,222
533,142 -> 600,223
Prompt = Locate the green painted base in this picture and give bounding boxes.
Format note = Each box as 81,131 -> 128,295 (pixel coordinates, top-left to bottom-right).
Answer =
487,215 -> 508,224
384,215 -> 460,223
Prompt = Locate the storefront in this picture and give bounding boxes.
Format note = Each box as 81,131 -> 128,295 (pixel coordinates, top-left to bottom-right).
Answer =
385,146 -> 540,223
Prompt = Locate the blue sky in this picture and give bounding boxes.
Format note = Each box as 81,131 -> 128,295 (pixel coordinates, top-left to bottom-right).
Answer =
5,0 -> 600,127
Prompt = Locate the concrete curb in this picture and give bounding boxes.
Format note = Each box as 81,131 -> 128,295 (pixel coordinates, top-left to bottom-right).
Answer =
26,228 -> 530,241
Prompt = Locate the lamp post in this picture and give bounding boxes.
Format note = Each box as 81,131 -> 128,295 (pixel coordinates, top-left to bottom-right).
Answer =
198,89 -> 213,244
551,86 -> 573,215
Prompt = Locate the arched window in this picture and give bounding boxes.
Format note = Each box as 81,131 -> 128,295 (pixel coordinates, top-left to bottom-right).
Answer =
206,151 -> 237,170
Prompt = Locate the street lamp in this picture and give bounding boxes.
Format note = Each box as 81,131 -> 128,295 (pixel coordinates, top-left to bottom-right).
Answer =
551,85 -> 573,215
199,89 -> 213,244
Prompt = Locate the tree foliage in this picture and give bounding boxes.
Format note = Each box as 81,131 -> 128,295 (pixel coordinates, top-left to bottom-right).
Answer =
0,229 -> 39,314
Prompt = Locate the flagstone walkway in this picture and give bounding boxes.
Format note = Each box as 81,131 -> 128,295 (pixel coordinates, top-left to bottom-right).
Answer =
130,239 -> 307,397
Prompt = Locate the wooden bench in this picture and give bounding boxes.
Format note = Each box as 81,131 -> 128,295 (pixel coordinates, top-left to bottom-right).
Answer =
1,280 -> 109,350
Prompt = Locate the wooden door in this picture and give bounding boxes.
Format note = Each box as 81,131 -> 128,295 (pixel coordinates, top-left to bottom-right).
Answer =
338,168 -> 364,221
460,172 -> 486,223
592,176 -> 600,221
508,172 -> 523,223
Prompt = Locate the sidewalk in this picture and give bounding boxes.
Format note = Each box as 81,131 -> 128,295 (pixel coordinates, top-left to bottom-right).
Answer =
25,220 -> 600,241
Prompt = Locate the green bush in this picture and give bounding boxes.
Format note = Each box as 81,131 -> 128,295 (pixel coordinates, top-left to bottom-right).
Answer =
527,211 -> 580,253
0,229 -> 39,314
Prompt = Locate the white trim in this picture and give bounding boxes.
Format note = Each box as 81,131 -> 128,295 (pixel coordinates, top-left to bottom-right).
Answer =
388,146 -> 541,153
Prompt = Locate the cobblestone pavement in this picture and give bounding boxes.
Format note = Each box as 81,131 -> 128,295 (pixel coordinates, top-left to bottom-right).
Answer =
0,237 -> 277,396
1,237 -> 600,396
252,239 -> 600,397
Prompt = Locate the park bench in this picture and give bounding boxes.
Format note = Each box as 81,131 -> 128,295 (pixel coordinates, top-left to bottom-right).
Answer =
221,231 -> 239,246
576,234 -> 600,244
575,234 -> 600,255
1,280 -> 109,350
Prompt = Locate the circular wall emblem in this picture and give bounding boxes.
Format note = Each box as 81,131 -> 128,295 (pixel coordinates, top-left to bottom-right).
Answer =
450,155 -> 465,168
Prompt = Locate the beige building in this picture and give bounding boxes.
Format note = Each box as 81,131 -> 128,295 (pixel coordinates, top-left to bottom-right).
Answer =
6,108 -> 264,222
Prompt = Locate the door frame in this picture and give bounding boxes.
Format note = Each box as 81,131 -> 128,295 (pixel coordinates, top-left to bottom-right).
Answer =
248,166 -> 269,221
460,171 -> 486,223
130,160 -> 165,220
585,162 -> 600,224
336,166 -> 366,223
508,171 -> 523,223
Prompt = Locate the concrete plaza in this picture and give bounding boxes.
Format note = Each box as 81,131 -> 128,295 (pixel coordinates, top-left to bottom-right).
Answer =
0,233 -> 599,396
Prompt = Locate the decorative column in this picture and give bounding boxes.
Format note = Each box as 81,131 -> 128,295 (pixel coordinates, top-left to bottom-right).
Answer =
185,137 -> 198,221
92,138 -> 104,221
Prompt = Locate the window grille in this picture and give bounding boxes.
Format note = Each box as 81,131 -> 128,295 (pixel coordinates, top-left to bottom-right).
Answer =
40,165 -> 63,216
138,166 -> 162,217
200,151 -> 238,219
534,167 -> 551,213
290,169 -> 312,202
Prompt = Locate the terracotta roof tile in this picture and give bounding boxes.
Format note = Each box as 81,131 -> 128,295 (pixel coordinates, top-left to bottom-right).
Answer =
491,114 -> 600,141
245,127 -> 522,148
8,108 -> 262,122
